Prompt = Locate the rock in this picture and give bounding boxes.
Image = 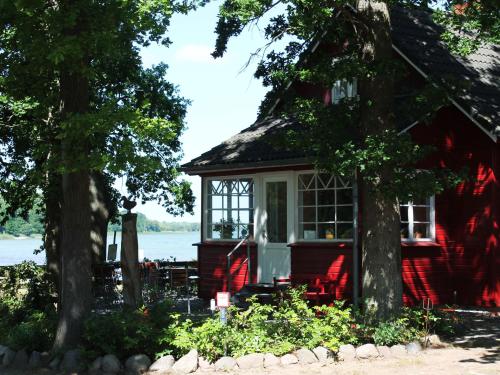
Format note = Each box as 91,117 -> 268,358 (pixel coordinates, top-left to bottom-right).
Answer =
263,353 -> 281,368
0,345 -> 8,356
337,344 -> 356,361
89,357 -> 103,372
48,356 -> 61,370
422,334 -> 447,348
198,357 -> 213,371
356,344 -> 379,359
61,349 -> 84,372
236,353 -> 264,369
149,355 -> 175,372
377,346 -> 392,358
102,354 -> 121,373
172,349 -> 198,374
28,351 -> 42,369
125,354 -> 151,374
295,348 -> 318,364
214,356 -> 238,371
1,347 -> 16,367
12,349 -> 29,369
40,352 -> 51,367
406,341 -> 423,355
390,344 -> 407,357
280,354 -> 299,366
313,347 -> 333,363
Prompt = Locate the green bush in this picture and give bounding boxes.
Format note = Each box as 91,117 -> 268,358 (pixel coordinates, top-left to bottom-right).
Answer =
82,300 -> 177,360
172,286 -> 357,361
4,310 -> 57,351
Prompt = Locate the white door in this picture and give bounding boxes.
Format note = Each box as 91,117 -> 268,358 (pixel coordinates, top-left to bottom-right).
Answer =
258,177 -> 291,283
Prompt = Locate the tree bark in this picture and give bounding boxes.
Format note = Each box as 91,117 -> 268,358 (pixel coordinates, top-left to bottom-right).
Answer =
121,213 -> 142,308
90,173 -> 113,265
356,0 -> 403,320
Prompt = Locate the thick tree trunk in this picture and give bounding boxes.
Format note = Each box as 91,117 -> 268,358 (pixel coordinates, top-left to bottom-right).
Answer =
357,0 -> 403,320
90,173 -> 112,265
52,59 -> 92,350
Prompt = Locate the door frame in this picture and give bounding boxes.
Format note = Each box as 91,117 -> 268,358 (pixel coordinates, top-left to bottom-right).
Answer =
256,172 -> 295,283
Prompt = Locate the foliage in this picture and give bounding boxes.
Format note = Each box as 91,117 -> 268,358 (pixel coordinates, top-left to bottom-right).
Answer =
81,300 -> 178,360
172,286 -> 357,361
108,212 -> 200,233
0,197 -> 44,237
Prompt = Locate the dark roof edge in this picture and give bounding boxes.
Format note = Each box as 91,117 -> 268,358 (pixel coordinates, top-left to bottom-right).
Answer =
391,44 -> 497,143
181,157 -> 311,175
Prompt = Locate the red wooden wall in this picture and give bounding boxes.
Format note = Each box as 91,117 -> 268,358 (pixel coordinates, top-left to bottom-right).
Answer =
197,242 -> 258,300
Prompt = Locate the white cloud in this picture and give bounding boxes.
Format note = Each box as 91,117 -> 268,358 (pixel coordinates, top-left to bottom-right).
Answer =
174,44 -> 221,64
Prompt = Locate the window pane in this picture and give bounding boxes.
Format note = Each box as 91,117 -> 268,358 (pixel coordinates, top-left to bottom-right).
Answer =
210,195 -> 223,209
318,206 -> 335,222
412,197 -> 430,206
237,210 -> 250,224
239,196 -> 250,209
318,224 -> 335,240
400,223 -> 409,239
318,190 -> 334,205
302,207 -> 316,223
336,189 -> 352,205
210,225 -> 221,239
400,206 -> 408,222
301,224 -> 317,240
298,174 -> 315,190
266,181 -> 287,243
209,210 -> 223,224
337,224 -> 353,239
299,190 -> 316,206
414,223 -> 430,239
318,173 -> 334,189
337,205 -> 353,222
413,206 -> 430,222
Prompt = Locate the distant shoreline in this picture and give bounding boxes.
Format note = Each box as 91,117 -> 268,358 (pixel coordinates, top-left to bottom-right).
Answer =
0,231 -> 200,240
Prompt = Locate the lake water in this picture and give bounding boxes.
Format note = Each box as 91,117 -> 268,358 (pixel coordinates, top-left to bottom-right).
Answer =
0,231 -> 200,266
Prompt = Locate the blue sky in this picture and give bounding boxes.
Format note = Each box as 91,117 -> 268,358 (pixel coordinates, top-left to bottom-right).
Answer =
126,1 -> 272,222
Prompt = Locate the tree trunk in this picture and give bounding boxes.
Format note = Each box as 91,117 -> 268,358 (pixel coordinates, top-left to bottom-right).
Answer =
356,0 -> 403,320
121,213 -> 142,308
52,58 -> 92,350
90,173 -> 113,265
44,172 -> 62,302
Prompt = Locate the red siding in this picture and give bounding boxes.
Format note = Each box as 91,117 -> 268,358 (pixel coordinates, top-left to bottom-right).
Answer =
197,242 -> 258,299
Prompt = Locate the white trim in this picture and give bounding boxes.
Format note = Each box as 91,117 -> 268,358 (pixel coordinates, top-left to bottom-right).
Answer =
400,196 -> 436,242
392,44 -> 497,142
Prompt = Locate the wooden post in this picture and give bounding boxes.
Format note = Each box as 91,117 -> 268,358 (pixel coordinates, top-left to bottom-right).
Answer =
121,213 -> 142,308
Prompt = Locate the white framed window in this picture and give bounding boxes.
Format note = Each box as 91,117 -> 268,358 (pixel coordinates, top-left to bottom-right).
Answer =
297,173 -> 353,241
206,178 -> 254,240
331,78 -> 357,104
400,197 -> 435,241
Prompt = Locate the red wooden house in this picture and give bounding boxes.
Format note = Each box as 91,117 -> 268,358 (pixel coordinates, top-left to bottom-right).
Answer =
182,7 -> 499,307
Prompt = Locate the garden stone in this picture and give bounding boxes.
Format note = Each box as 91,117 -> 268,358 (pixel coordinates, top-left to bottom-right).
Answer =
0,345 -> 8,356
295,348 -> 318,364
61,349 -> 84,372
356,344 -> 379,359
337,344 -> 356,361
48,356 -> 61,370
89,357 -> 103,372
2,347 -> 15,367
313,346 -> 333,363
280,354 -> 299,366
406,341 -> 423,355
28,351 -> 42,369
12,349 -> 29,369
172,349 -> 198,374
422,334 -> 446,348
263,353 -> 280,368
214,356 -> 238,371
236,353 -> 264,369
102,354 -> 121,373
125,354 -> 151,374
377,346 -> 392,358
149,355 -> 175,372
198,357 -> 213,371
390,344 -> 407,357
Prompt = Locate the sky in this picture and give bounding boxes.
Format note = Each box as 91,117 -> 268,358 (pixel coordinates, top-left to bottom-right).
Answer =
124,1 -> 275,222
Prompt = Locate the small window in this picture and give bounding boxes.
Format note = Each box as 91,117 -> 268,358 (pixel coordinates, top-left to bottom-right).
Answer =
400,197 -> 434,241
332,79 -> 357,104
207,178 -> 254,240
298,173 -> 353,240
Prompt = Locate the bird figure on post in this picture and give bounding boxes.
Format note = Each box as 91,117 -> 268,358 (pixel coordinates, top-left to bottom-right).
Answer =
120,196 -> 137,213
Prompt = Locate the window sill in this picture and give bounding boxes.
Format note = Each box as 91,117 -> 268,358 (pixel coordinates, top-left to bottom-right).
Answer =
288,241 -> 352,249
195,240 -> 257,247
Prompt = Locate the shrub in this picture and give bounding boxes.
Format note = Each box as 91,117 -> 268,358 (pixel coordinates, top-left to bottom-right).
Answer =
3,310 -> 57,351
81,300 -> 177,360
172,286 -> 357,361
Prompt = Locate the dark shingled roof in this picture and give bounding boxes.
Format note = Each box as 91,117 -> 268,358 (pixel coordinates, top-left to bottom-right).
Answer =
183,7 -> 499,174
